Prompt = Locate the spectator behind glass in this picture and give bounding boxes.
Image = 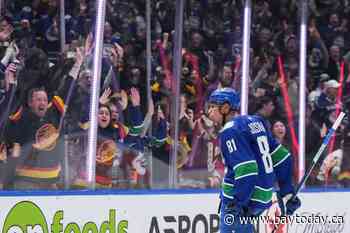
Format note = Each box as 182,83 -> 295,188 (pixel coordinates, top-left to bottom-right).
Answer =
122,65 -> 147,115
15,48 -> 50,110
308,73 -> 330,109
0,16 -> 14,45
155,0 -> 175,34
326,45 -> 349,81
284,34 -> 298,63
272,120 -> 287,145
74,104 -> 118,189
104,21 -> 113,43
253,27 -> 273,62
254,95 -> 275,130
7,87 -> 64,190
92,105 -> 119,188
4,47 -> 83,190
43,15 -> 60,52
319,12 -> 346,47
188,31 -> 209,77
252,0 -> 272,31
218,65 -> 233,89
308,18 -> 330,86
313,79 -> 341,128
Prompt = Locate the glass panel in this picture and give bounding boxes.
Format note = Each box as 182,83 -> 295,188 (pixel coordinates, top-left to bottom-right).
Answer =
148,0 -> 175,189
174,0 -> 231,189
87,0 -> 170,190
249,0 -> 302,186
0,0 -> 94,190
306,5 -> 350,189
1,0 -> 348,192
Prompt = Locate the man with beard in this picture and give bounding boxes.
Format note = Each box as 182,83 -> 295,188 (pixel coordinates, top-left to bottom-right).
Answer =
5,47 -> 84,190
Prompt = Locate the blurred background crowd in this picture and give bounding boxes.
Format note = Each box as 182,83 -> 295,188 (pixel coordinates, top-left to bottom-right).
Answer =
0,0 -> 350,191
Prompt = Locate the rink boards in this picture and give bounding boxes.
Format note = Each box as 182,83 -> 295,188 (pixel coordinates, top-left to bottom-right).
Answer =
0,189 -> 348,233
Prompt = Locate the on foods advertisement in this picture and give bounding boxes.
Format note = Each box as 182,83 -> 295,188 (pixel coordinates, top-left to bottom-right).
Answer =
0,191 -> 348,233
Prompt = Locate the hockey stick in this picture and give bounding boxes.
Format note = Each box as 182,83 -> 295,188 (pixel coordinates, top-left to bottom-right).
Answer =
293,111 -> 345,198
272,111 -> 346,233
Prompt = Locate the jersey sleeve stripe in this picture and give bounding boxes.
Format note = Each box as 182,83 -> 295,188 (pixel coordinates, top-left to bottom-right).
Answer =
233,160 -> 257,170
128,123 -> 144,136
222,183 -> 273,204
271,145 -> 290,166
235,172 -> 258,180
270,144 -> 282,155
222,183 -> 234,199
250,186 -> 273,204
222,192 -> 234,199
273,153 -> 290,168
234,160 -> 258,180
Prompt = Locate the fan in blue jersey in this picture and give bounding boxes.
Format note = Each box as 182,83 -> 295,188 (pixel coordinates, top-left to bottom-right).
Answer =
208,88 -> 301,233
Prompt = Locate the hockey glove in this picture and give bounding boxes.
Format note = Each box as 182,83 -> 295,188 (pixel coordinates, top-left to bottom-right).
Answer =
285,195 -> 301,215
223,201 -> 251,217
277,193 -> 301,215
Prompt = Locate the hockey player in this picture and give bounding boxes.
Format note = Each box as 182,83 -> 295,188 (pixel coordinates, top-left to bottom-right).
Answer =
207,88 -> 301,233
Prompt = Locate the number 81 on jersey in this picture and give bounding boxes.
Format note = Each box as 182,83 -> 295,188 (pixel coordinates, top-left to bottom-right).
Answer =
226,136 -> 273,174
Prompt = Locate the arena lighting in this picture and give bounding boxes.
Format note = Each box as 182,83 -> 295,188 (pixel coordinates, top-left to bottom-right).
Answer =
240,0 -> 252,115
146,0 -> 152,123
298,0 -> 308,183
60,0 -> 66,53
170,0 -> 184,188
87,0 -> 107,189
145,0 -> 153,185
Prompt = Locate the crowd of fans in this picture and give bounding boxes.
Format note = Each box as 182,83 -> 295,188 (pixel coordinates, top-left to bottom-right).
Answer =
0,0 -> 350,190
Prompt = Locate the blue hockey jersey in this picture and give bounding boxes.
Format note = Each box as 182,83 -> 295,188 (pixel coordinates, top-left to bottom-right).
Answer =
219,115 -> 294,213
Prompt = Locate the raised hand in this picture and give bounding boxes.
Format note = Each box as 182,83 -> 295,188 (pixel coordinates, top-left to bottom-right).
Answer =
110,42 -> 124,67
75,47 -> 85,66
157,104 -> 165,121
100,88 -> 112,105
1,42 -> 19,66
5,63 -> 17,90
184,108 -> 195,129
114,43 -> 124,59
309,19 -> 321,39
130,87 -> 140,106
84,33 -> 94,56
69,47 -> 85,80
